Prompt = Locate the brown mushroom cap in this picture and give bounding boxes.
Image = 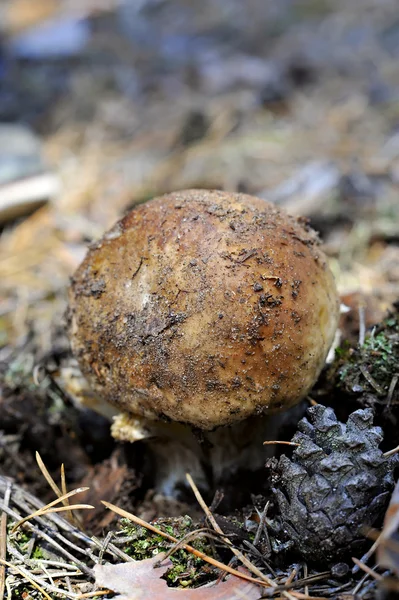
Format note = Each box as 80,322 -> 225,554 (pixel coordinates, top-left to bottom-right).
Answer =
67,189 -> 339,430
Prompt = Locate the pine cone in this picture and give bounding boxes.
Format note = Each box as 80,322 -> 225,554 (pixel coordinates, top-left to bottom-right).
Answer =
272,405 -> 396,563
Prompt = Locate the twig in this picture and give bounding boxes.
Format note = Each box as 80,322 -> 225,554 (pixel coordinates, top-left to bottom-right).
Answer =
359,365 -> 385,395
36,452 -> 63,499
253,500 -> 270,549
384,444 -> 399,458
101,500 -> 269,588
0,479 -> 95,546
22,503 -> 93,517
303,563 -> 308,597
39,563 -> 54,589
90,535 -> 133,563
37,453 -> 81,528
358,302 -> 366,347
6,540 -> 26,562
5,547 -> 81,599
262,572 -> 330,593
157,528 -> 227,563
27,569 -> 82,579
289,593 -> 329,600
185,473 -> 297,600
209,490 -> 224,513
185,474 -> 224,533
0,502 -> 94,577
11,487 -> 92,533
352,558 -> 382,581
353,529 -> 381,572
29,560 -> 83,571
98,531 -> 113,565
351,570 -> 371,596
0,481 -> 11,600
387,374 -> 399,408
77,592 -> 111,598
354,525 -> 399,573
263,441 -> 300,447
0,558 -> 52,600
60,464 -> 74,526
286,566 -> 298,586
242,540 -> 276,576
307,396 -> 318,406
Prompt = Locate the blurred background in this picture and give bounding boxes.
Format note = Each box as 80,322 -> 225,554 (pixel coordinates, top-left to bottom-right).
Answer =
1,0 -> 399,359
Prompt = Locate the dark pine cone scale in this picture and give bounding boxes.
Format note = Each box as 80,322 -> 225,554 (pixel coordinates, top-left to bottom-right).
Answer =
272,404 -> 397,563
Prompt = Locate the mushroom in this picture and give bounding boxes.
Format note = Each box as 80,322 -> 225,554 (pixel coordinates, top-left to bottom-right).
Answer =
67,189 -> 339,496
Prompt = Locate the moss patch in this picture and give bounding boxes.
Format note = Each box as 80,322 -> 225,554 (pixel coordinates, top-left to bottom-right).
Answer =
333,306 -> 399,399
119,516 -> 217,588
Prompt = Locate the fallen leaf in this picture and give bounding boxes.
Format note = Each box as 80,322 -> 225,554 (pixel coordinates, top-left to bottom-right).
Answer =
94,554 -> 262,600
77,450 -> 130,532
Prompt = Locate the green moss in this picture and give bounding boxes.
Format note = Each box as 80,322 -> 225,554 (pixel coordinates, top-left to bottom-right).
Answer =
334,340 -> 351,360
8,524 -> 47,561
119,516 -> 216,588
333,308 -> 399,397
32,546 -> 45,560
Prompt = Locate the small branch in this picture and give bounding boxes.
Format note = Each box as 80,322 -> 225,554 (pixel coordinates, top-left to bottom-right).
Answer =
61,464 -> 74,526
36,451 -> 63,498
0,558 -> 52,600
352,558 -> 382,581
286,566 -> 298,586
303,562 -> 308,597
387,374 -> 399,407
359,365 -> 385,395
351,570 -> 372,596
289,593 -> 329,600
307,396 -> 318,406
263,441 -> 300,447
358,302 -> 366,346
77,592 -> 111,599
0,501 -> 94,577
158,528 -> 227,563
11,487 -> 91,533
384,445 -> 399,458
266,571 -> 330,593
253,500 -> 270,550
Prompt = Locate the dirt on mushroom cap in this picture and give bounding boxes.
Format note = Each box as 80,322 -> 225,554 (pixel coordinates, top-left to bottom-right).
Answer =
67,189 -> 339,430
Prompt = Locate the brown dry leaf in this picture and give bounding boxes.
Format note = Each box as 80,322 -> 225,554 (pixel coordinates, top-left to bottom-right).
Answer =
77,451 -> 129,531
377,480 -> 399,576
94,554 -> 262,600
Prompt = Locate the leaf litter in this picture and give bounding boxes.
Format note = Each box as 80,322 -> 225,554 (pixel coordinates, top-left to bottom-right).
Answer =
94,554 -> 261,600
2,0 -> 399,598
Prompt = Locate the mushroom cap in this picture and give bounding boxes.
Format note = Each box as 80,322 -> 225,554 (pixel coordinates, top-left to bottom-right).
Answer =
67,189 -> 339,430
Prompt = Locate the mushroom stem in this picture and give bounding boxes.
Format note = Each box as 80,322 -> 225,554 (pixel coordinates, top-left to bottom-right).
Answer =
112,408 -> 303,497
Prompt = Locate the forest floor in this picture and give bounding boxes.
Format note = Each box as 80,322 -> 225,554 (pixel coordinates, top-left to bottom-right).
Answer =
1,0 -> 399,598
